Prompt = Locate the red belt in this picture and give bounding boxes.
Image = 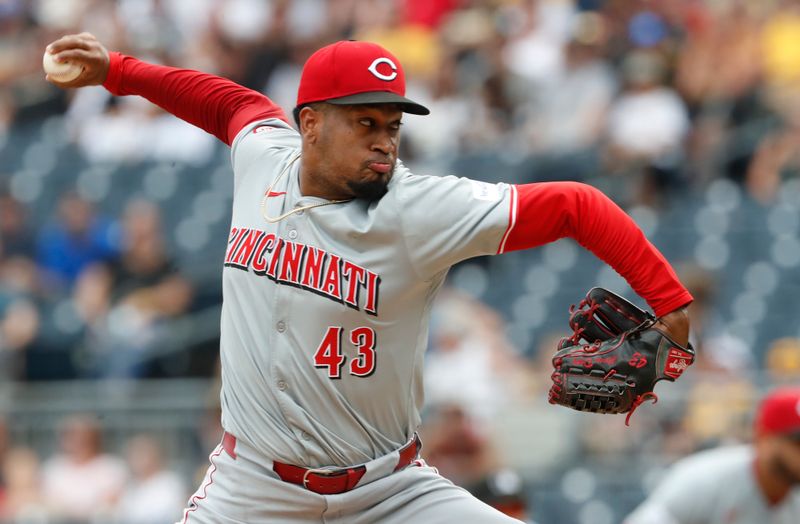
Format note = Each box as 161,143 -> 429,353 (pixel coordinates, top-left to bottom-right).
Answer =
222,432 -> 421,495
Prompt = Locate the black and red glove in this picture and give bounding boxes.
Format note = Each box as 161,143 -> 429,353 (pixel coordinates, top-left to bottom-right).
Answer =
548,287 -> 695,425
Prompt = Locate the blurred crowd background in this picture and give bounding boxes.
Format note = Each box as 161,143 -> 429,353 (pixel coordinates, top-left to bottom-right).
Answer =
2,0 -> 800,522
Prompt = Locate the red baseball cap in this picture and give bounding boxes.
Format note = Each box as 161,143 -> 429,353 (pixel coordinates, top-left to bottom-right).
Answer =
296,40 -> 429,115
755,387 -> 800,438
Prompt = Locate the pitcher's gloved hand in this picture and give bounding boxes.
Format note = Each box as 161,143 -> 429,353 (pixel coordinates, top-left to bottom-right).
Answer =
548,288 -> 695,425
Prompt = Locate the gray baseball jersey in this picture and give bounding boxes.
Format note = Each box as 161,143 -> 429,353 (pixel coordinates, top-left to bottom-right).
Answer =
219,118 -> 516,469
625,445 -> 800,524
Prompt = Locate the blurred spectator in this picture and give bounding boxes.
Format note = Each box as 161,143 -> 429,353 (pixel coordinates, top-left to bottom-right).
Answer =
425,288 -> 533,421
428,7 -> 538,157
0,192 -> 35,258
604,48 -> 691,205
606,49 -> 690,162
662,264 -> 757,447
420,402 -> 531,522
0,252 -> 40,300
524,11 -> 617,156
674,2 -> 761,109
679,264 -> 752,375
680,264 -> 721,351
469,470 -> 531,524
73,96 -> 217,166
261,39 -> 316,119
115,434 -> 187,524
400,51 -> 471,170
41,414 -> 127,522
0,447 -> 46,523
744,125 -> 800,203
354,0 -> 441,80
682,378 -> 755,447
73,262 -> 114,326
0,1 -> 69,126
85,199 -> 193,378
21,260 -> 109,382
765,338 -> 800,385
0,256 -> 41,380
36,191 -> 119,289
401,0 -> 459,30
0,292 -> 39,380
108,199 -> 191,314
502,0 -> 574,88
761,2 -> 800,95
674,2 -> 763,186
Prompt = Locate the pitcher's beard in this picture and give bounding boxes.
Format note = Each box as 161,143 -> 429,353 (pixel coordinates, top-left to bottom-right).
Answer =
347,176 -> 390,201
773,457 -> 800,485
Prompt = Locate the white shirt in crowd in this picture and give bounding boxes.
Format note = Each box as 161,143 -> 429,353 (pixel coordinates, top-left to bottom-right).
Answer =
41,453 -> 128,519
116,470 -> 187,524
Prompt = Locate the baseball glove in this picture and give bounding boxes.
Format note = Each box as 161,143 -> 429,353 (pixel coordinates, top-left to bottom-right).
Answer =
548,287 -> 695,425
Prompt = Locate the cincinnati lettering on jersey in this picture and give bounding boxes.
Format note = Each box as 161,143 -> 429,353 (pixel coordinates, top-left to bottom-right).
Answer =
223,227 -> 381,315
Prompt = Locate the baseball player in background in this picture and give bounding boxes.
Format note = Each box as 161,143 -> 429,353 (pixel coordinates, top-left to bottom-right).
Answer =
625,387 -> 800,524
45,32 -> 692,523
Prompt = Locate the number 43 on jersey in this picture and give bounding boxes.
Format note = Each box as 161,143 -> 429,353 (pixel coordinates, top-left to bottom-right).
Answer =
314,326 -> 377,378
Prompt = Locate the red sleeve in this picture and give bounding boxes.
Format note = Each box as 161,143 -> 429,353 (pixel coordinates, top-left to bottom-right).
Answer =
102,52 -> 289,146
502,182 -> 693,317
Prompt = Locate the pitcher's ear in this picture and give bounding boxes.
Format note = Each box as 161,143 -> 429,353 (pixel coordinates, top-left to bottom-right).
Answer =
298,105 -> 323,144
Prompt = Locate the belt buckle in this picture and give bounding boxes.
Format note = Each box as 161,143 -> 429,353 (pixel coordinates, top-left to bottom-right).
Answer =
302,467 -> 339,487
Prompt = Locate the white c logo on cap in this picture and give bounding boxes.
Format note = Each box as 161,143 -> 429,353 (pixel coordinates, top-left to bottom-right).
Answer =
368,57 -> 397,81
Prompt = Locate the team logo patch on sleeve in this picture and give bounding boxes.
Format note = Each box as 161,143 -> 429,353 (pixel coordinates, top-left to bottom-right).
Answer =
470,180 -> 501,202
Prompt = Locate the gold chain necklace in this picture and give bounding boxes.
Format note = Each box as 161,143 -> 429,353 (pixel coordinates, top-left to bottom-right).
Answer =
260,152 -> 351,223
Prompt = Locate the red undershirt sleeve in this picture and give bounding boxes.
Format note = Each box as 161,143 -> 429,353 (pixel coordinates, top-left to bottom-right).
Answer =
102,51 -> 288,146
503,182 -> 693,317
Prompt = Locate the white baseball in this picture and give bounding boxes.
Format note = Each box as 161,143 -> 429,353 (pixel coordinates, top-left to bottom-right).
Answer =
42,51 -> 84,82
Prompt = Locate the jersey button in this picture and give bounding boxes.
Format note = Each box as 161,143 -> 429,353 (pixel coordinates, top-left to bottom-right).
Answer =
276,321 -> 286,332
277,380 -> 287,391
301,431 -> 310,441
288,229 -> 298,239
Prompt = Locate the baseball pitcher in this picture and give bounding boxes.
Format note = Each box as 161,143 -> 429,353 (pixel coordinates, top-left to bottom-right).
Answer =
45,33 -> 693,523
